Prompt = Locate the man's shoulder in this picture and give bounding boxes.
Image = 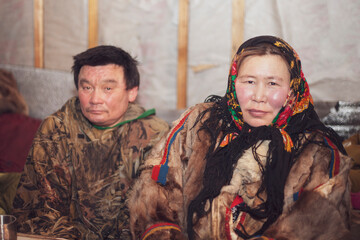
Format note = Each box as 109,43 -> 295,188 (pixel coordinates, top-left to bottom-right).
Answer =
128,103 -> 170,130
47,96 -> 79,118
39,97 -> 80,131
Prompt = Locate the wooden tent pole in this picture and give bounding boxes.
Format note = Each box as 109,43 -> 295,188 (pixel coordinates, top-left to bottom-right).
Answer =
88,0 -> 98,48
34,0 -> 44,68
176,0 -> 189,109
231,0 -> 245,59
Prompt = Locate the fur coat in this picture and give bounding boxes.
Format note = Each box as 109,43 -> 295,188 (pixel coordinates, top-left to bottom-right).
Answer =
129,102 -> 352,240
0,69 -> 28,115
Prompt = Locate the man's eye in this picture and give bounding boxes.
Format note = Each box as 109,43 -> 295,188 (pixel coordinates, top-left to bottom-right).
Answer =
83,86 -> 91,90
105,87 -> 112,91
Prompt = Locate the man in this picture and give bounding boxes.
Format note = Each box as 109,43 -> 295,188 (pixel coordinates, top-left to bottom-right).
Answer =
13,46 -> 170,239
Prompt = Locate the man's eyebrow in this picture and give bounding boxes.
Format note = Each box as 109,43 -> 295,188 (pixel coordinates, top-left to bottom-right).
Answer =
79,79 -> 90,84
79,79 -> 118,84
102,79 -> 118,84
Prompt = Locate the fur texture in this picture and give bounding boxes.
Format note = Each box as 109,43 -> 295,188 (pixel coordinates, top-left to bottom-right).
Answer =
0,69 -> 28,115
265,191 -> 351,240
129,103 -> 352,240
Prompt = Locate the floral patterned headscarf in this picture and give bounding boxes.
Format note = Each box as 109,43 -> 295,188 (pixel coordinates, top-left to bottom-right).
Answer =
225,35 -> 313,151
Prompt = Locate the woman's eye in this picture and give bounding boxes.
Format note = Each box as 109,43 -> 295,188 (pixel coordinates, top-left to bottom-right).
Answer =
269,82 -> 277,86
105,87 -> 111,91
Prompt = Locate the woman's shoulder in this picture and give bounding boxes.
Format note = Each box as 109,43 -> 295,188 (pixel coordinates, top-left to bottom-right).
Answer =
184,102 -> 214,114
170,102 -> 214,127
300,130 -> 339,147
298,131 -> 352,170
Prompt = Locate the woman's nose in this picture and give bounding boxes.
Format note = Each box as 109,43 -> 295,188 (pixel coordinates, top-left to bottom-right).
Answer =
252,84 -> 267,102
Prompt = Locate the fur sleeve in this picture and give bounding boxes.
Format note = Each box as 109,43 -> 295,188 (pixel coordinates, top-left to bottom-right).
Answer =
262,136 -> 352,240
129,104 -> 211,240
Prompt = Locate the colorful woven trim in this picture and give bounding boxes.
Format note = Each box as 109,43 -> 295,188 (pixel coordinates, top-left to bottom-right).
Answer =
225,195 -> 247,240
151,110 -> 192,185
225,207 -> 233,240
323,136 -> 340,178
292,136 -> 340,201
292,187 -> 304,202
141,222 -> 181,240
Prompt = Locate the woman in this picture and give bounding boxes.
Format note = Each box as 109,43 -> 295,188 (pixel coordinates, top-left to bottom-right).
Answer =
129,36 -> 352,239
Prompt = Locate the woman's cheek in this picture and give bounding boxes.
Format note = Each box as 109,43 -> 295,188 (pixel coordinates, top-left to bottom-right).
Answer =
236,86 -> 253,107
268,89 -> 289,108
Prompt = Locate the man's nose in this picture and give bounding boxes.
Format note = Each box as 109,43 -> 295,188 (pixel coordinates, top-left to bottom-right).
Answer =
89,89 -> 103,104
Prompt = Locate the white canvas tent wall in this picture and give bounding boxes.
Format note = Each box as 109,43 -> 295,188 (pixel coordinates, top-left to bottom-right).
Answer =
0,0 -> 359,122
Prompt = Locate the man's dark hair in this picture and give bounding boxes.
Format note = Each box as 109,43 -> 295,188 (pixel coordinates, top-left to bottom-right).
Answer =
72,45 -> 140,90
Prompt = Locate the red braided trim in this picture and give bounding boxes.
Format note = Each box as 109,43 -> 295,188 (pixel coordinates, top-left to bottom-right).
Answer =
141,222 -> 181,240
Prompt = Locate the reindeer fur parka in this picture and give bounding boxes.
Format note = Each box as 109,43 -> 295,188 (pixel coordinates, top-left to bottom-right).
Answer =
129,102 -> 352,240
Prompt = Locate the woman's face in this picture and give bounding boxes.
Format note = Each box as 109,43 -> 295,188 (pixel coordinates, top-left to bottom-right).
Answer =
235,54 -> 291,127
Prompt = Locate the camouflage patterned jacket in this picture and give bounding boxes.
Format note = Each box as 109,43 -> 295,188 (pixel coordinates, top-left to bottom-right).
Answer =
13,97 -> 170,240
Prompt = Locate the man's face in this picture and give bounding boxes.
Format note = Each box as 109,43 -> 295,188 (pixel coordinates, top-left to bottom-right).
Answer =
78,64 -> 138,127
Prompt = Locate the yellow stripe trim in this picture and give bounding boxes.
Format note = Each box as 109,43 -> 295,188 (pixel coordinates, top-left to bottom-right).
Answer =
142,226 -> 181,240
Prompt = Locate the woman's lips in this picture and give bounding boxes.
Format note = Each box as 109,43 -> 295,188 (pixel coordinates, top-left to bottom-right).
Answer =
247,109 -> 267,117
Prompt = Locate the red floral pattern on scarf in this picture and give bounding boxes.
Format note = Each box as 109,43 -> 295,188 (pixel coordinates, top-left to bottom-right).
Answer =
224,36 -> 313,151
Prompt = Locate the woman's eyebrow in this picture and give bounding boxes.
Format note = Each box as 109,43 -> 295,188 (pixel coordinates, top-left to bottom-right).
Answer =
266,76 -> 285,81
237,75 -> 256,79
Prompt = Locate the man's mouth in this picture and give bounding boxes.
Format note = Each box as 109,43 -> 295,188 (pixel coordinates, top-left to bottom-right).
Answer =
87,109 -> 106,114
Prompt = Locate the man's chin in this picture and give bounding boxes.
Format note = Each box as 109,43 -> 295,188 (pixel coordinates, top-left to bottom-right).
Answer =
86,116 -> 107,126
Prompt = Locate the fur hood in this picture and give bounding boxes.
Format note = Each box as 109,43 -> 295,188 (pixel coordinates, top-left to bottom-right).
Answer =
0,69 -> 28,115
